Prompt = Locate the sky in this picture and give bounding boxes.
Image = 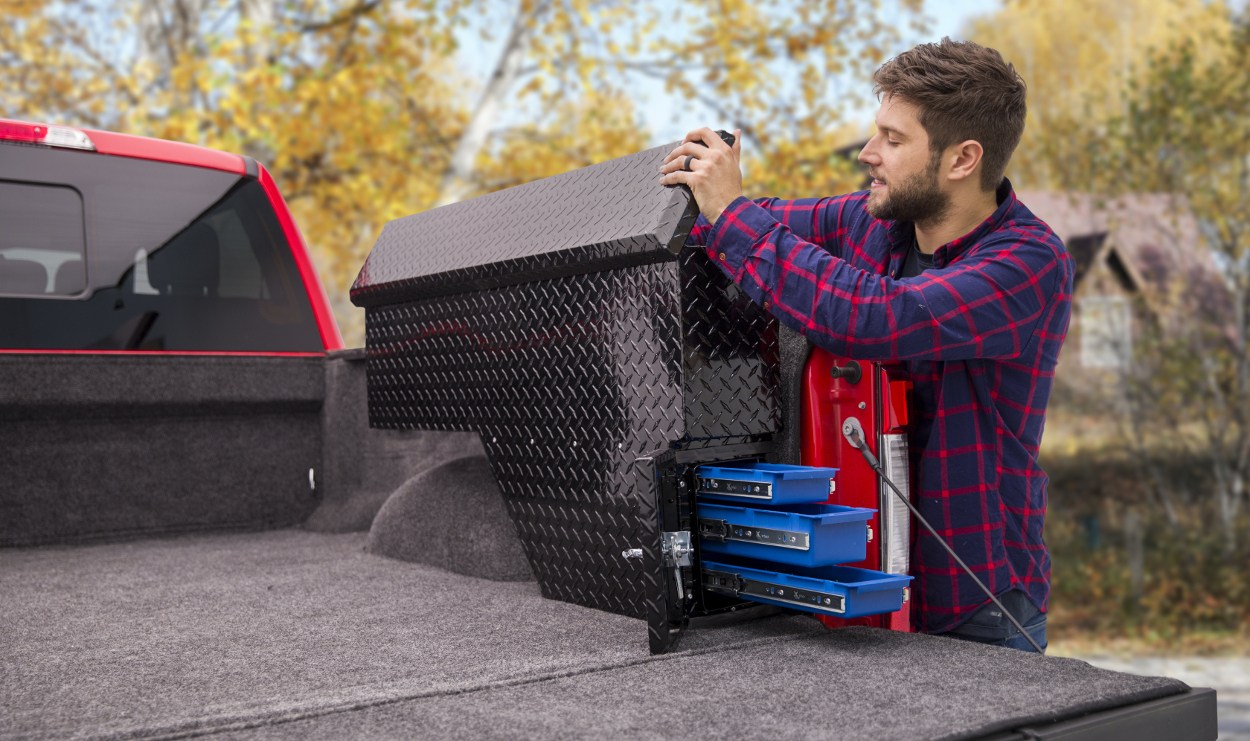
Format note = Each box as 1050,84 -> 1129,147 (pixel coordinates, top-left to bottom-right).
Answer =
454,0 -> 1005,148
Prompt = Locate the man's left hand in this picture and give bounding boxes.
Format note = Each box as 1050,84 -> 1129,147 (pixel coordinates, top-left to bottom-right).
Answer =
660,128 -> 743,225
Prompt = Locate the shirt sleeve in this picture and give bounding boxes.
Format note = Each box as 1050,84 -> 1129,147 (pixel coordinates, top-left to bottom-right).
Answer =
686,195 -> 866,262
703,197 -> 1067,362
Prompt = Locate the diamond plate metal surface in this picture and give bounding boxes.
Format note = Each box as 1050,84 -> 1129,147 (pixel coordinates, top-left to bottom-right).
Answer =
358,144 -> 779,618
366,251 -> 778,617
351,144 -> 695,307
680,248 -> 779,440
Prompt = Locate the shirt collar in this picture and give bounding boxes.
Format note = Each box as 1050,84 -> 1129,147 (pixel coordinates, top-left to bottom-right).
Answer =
885,178 -> 1016,268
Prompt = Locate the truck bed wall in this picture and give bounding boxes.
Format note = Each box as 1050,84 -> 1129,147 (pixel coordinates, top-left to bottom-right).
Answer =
0,352 -> 480,547
0,354 -> 324,546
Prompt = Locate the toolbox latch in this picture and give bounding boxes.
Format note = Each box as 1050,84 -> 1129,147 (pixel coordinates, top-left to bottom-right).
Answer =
698,518 -> 729,543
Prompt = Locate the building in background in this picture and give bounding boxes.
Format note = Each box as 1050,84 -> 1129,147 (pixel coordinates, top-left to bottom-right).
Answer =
1019,192 -> 1225,401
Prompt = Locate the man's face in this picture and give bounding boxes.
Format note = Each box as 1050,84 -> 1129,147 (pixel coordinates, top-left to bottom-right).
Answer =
858,95 -> 950,224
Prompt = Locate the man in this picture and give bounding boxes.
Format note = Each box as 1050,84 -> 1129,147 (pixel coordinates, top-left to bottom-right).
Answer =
660,38 -> 1072,652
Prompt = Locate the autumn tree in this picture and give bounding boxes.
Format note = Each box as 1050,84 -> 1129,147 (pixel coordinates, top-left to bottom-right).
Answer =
968,0 -> 1230,190
2,0 -> 914,344
1095,13 -> 1250,552
439,0 -> 918,203
972,1 -> 1250,550
2,0 -> 477,343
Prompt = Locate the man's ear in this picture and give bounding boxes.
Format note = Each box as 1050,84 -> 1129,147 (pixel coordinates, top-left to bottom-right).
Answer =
945,140 -> 984,183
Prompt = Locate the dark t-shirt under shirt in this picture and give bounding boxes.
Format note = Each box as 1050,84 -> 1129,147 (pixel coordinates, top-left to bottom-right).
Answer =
900,237 -> 935,278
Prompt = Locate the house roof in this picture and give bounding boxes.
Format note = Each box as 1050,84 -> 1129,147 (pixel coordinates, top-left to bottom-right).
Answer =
1015,191 -> 1213,296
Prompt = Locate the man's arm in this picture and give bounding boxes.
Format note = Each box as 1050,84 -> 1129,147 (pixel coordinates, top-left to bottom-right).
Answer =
705,197 -> 1069,362
661,127 -> 1070,362
687,195 -> 869,263
665,128 -> 865,261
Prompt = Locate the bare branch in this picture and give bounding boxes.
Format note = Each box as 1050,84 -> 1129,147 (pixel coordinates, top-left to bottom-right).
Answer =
298,0 -> 382,32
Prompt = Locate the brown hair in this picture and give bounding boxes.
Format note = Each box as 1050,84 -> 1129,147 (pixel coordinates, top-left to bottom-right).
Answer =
872,38 -> 1027,191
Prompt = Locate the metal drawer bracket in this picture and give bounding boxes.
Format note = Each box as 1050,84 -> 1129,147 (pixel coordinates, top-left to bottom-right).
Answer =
697,518 -> 809,551
703,568 -> 846,614
696,477 -> 773,500
702,568 -> 746,596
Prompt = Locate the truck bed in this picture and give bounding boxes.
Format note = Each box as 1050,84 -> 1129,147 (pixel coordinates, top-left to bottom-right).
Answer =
2,529 -> 1207,741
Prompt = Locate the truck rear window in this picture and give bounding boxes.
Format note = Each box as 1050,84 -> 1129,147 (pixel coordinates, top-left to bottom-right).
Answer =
0,177 -> 324,352
0,181 -> 86,296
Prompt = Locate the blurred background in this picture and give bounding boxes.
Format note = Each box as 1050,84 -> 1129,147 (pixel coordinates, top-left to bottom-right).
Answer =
3,0 -> 1247,685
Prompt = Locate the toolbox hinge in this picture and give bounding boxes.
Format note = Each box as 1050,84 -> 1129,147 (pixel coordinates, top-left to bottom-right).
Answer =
661,531 -> 694,602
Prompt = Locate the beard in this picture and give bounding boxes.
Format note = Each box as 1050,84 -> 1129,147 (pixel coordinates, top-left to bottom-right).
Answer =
866,155 -> 950,225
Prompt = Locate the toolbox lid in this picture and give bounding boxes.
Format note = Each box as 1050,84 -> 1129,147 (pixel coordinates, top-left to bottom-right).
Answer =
350,144 -> 696,307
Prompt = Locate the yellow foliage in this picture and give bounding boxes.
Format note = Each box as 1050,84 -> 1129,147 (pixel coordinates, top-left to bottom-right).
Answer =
967,0 -> 1232,189
745,121 -> 870,201
474,90 -> 652,191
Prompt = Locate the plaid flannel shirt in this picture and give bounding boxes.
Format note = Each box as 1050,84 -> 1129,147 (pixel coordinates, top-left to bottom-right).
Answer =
689,180 -> 1073,633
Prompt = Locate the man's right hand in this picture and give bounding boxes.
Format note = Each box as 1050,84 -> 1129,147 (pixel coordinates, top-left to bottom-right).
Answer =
659,127 -> 744,226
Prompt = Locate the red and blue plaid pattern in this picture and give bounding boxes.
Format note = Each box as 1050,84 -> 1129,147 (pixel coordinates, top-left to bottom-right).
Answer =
690,180 -> 1073,633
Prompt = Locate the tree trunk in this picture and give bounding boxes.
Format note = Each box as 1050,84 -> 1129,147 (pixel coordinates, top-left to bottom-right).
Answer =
138,0 -> 206,74
237,0 -> 277,166
1202,358 -> 1240,554
1212,455 -> 1239,555
238,0 -> 276,67
1119,380 -> 1181,531
1123,509 -> 1144,613
435,2 -> 541,207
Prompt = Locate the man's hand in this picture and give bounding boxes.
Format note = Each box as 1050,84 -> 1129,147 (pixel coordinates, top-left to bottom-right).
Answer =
659,127 -> 743,225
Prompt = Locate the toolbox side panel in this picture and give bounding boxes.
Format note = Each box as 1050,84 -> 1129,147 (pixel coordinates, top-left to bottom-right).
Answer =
365,248 -> 781,617
355,143 -> 780,618
680,249 -> 780,440
366,262 -> 685,617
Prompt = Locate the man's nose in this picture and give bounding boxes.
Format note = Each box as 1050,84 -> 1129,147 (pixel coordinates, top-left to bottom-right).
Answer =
858,140 -> 880,166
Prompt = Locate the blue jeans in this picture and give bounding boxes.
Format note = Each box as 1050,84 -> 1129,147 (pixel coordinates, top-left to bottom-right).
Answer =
942,589 -> 1048,653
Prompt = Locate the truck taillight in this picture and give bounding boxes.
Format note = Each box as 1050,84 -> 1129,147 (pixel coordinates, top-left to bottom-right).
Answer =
0,119 -> 96,151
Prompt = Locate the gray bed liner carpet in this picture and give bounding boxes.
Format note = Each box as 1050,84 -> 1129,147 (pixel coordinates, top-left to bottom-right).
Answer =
1,531 -> 1186,741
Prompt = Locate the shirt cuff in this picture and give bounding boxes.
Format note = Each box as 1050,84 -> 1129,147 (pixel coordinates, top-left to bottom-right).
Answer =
703,197 -> 780,274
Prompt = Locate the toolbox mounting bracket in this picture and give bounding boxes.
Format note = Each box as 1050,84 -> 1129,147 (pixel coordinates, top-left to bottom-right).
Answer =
661,531 -> 693,567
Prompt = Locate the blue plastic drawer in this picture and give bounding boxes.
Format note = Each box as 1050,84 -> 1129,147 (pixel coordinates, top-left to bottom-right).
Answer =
695,463 -> 838,505
697,502 -> 873,567
701,561 -> 912,619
